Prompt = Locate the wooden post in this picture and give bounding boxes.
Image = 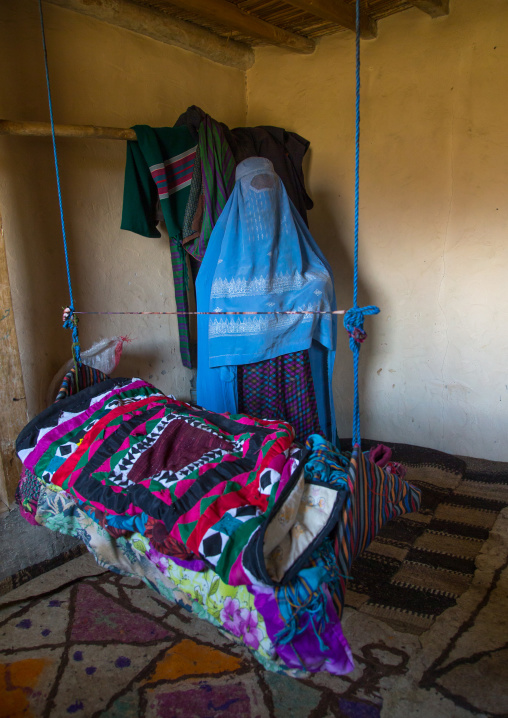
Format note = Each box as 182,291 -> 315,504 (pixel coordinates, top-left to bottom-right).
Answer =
0,120 -> 137,141
0,210 -> 28,509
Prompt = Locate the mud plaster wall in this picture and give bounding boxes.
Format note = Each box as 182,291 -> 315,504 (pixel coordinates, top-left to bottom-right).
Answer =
0,0 -> 247,420
247,0 -> 508,460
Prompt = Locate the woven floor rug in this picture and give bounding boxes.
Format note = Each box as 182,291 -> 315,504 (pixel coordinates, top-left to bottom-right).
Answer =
1,445 -> 507,717
344,442 -> 508,634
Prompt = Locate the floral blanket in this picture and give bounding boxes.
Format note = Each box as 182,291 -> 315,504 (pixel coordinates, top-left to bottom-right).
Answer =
33,481 -> 354,676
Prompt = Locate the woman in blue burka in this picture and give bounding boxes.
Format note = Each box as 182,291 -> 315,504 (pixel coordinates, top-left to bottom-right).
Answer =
196,156 -> 338,445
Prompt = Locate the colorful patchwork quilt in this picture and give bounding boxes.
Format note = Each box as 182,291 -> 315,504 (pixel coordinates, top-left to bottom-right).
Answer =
16,378 -> 348,589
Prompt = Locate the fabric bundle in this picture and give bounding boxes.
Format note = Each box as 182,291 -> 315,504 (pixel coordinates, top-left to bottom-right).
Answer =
16,378 -> 347,588
15,377 -> 353,673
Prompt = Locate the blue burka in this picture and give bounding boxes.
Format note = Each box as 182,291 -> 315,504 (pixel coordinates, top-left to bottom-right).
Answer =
196,157 -> 338,442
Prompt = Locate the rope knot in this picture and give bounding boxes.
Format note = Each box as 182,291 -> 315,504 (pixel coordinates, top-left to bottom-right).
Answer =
62,307 -> 81,366
62,306 -> 75,330
343,305 -> 380,350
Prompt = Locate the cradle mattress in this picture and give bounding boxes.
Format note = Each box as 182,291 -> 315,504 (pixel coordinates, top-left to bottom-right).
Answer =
16,378 -> 349,588
16,377 -> 421,675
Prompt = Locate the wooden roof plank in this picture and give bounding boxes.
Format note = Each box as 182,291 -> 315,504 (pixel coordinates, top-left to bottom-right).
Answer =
164,0 -> 315,52
284,0 -> 377,39
410,0 -> 449,18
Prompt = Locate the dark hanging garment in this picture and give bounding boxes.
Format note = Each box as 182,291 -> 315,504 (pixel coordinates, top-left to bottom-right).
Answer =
174,106 -> 314,225
229,126 -> 314,225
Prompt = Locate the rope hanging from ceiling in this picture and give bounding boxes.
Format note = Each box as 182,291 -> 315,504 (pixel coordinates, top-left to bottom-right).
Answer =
342,0 -> 380,447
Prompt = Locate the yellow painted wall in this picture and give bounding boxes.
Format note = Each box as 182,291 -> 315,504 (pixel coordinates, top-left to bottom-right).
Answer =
247,0 -> 508,459
0,0 -> 246,418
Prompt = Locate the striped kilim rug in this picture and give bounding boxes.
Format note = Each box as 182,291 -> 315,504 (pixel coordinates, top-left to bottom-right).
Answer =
346,442 -> 508,633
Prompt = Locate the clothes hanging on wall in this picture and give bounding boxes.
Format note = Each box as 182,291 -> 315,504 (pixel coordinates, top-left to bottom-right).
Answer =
121,124 -> 197,368
188,114 -> 236,261
196,157 -> 338,443
175,105 -> 313,226
228,126 -> 313,225
121,125 -> 196,239
121,113 -> 238,369
122,109 -> 316,372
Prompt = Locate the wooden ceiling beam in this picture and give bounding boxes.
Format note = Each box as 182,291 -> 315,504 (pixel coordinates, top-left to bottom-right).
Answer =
284,0 -> 377,39
44,0 -> 255,70
162,0 -> 315,53
411,0 -> 449,18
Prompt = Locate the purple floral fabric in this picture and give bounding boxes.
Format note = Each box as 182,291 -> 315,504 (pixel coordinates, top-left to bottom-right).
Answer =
220,597 -> 263,650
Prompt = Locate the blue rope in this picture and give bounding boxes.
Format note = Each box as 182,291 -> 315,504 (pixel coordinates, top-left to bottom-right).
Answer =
354,0 -> 361,309
38,0 -> 81,365
344,0 -> 380,447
